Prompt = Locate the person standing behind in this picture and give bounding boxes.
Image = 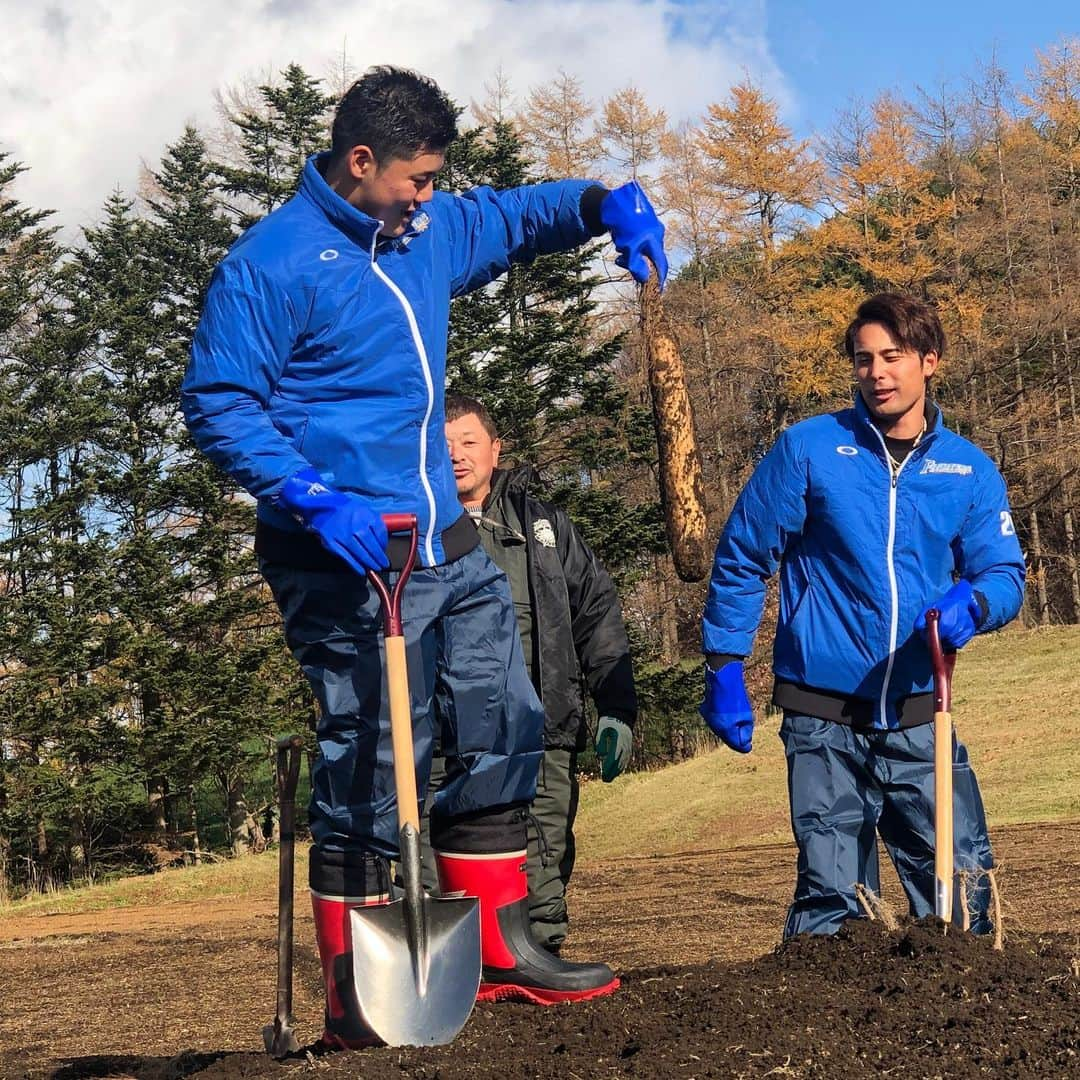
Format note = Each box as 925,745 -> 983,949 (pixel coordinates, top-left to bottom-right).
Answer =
444,394 -> 637,955
699,293 -> 1025,938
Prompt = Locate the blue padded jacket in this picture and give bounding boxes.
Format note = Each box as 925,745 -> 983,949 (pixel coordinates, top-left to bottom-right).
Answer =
703,397 -> 1026,728
182,154 -> 597,567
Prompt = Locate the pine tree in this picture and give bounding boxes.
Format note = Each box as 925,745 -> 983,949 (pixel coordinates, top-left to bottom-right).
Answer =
213,63 -> 336,228
442,121 -> 665,576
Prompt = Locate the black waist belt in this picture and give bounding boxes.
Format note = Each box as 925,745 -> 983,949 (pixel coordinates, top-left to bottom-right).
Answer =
773,680 -> 934,729
255,511 -> 479,572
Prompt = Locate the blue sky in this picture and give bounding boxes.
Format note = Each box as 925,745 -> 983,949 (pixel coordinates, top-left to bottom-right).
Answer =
3,0 -> 1076,232
763,0 -> 1077,135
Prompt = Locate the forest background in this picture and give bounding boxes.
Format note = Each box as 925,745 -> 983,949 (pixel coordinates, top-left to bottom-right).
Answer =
1,37 -> 1078,898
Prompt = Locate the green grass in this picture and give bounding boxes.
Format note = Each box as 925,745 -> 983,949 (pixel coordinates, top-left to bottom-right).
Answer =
3,625 -> 1077,917
576,624 -> 1080,861
0,847 -> 282,917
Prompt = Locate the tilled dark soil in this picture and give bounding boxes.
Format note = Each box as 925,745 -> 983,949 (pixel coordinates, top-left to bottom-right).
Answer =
15,919 -> 1079,1079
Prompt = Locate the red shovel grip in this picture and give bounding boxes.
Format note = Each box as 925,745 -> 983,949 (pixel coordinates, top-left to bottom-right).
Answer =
925,610 -> 955,713
382,512 -> 418,535
370,513 -> 419,637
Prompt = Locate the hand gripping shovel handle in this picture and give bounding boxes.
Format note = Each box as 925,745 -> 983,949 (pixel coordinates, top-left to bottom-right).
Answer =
264,733 -> 304,1057
926,611 -> 956,923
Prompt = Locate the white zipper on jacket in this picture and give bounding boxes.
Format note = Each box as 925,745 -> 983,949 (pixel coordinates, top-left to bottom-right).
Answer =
369,231 -> 439,566
868,424 -> 909,729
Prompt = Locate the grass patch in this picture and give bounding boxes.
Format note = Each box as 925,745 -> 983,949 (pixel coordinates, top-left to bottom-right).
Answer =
0,847 -> 282,918
577,624 -> 1080,860
3,626 -> 1076,916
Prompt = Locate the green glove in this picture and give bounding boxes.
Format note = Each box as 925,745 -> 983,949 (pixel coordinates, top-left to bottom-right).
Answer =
594,716 -> 633,782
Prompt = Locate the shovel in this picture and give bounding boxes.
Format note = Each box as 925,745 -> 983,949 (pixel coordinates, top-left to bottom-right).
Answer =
263,733 -> 305,1058
926,610 -> 956,925
349,512 -> 481,1046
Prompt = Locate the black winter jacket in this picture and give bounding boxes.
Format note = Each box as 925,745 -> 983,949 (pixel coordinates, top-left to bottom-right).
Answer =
481,467 -> 637,752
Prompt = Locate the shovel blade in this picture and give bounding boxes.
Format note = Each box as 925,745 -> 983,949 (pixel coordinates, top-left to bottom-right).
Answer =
350,894 -> 480,1046
262,1017 -> 300,1058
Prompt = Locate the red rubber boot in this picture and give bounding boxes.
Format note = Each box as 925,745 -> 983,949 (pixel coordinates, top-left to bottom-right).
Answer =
310,890 -> 388,1049
310,848 -> 394,1050
435,847 -> 619,1004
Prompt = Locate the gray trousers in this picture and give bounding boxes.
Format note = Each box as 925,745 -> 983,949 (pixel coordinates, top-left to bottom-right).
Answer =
421,747 -> 579,949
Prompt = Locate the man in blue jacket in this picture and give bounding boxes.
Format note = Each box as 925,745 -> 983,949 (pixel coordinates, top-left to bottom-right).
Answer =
182,66 -> 667,1046
699,292 -> 1025,939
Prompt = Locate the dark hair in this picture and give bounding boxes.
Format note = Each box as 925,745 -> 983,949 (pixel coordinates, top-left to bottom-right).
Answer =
445,393 -> 498,439
331,65 -> 458,164
843,293 -> 946,361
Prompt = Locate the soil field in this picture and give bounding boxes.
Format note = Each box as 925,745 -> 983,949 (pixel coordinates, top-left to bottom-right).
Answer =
1,822 -> 1077,1079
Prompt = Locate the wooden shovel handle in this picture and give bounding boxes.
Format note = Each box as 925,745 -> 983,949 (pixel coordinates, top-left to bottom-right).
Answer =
369,514 -> 421,833
927,610 -> 955,921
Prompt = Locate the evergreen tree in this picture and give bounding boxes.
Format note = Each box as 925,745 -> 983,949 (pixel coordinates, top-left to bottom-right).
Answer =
213,64 -> 336,228
442,121 -> 665,578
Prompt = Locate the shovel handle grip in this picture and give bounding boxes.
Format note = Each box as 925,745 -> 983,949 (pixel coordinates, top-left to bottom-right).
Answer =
369,514 -> 419,637
925,610 -> 956,713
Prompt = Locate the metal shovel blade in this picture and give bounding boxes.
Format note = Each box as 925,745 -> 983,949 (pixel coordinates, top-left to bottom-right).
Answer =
262,1016 -> 300,1058
350,892 -> 480,1046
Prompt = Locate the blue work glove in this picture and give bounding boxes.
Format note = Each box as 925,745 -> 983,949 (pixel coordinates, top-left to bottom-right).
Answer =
276,467 -> 389,576
594,716 -> 633,782
914,579 -> 983,650
700,661 -> 754,754
600,180 -> 668,287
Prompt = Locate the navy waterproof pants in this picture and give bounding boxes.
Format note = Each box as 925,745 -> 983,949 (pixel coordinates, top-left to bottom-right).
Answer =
261,546 -> 545,858
780,712 -> 994,938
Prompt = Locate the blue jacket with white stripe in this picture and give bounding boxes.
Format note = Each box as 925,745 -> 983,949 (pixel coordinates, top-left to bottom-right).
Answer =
182,153 -> 597,567
702,396 -> 1026,728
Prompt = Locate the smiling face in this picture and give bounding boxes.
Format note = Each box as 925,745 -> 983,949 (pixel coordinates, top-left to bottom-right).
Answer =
852,321 -> 939,438
446,413 -> 501,506
336,146 -> 444,237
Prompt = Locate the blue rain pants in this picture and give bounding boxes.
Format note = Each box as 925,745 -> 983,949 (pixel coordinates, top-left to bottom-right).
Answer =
260,545 -> 545,858
780,711 -> 994,938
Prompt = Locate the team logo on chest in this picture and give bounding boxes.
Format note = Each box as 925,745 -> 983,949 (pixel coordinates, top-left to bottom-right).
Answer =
919,459 -> 972,476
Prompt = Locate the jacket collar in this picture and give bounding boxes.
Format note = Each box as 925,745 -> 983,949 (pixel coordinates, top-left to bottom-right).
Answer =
298,153 -> 384,252
485,465 -> 540,507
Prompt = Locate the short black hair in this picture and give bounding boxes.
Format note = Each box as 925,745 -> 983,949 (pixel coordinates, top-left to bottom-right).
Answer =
330,65 -> 458,164
844,293 -> 946,361
445,393 -> 498,439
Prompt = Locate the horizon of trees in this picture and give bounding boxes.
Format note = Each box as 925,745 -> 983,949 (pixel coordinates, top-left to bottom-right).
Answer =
0,38 -> 1077,897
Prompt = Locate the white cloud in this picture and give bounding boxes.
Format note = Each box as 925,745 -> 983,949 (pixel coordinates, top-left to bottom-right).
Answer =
1,0 -> 791,237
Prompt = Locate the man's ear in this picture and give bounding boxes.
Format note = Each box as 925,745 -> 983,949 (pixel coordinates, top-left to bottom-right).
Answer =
491,438 -> 502,468
921,349 -> 940,379
346,145 -> 378,182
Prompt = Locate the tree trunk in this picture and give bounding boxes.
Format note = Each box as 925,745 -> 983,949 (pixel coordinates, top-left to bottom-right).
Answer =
188,787 -> 203,867
225,774 -> 254,856
69,801 -> 88,881
147,777 -> 168,835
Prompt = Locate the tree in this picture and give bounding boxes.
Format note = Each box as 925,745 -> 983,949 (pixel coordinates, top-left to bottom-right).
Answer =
212,63 -> 335,228
517,72 -> 604,177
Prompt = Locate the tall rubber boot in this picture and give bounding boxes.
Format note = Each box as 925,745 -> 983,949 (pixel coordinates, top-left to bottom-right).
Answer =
310,847 -> 392,1049
433,809 -> 619,1004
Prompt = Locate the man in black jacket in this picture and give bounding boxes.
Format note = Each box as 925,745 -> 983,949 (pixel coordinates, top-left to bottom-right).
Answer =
443,393 -> 638,953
